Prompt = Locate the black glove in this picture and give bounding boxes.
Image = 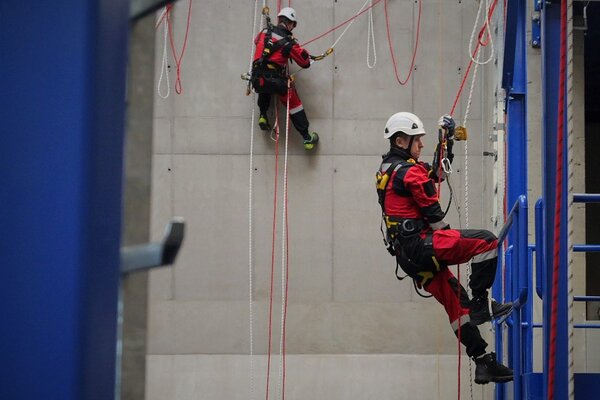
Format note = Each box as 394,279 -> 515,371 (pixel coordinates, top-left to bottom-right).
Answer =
438,114 -> 456,139
431,142 -> 444,181
446,138 -> 455,164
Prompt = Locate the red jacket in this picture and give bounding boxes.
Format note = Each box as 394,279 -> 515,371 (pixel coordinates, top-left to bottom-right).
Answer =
253,25 -> 311,70
379,147 -> 447,229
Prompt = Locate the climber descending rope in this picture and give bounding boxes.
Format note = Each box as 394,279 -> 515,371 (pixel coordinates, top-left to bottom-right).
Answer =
245,4 -> 295,400
244,6 -> 320,150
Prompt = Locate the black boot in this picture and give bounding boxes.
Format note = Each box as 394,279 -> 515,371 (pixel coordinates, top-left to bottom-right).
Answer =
474,352 -> 513,384
470,294 -> 513,325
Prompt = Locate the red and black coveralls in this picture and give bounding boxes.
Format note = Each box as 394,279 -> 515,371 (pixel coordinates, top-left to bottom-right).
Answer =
253,24 -> 312,140
378,146 -> 498,358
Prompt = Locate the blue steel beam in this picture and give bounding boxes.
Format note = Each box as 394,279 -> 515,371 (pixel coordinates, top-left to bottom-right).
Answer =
0,1 -> 129,399
541,0 -> 569,399
498,1 -> 529,399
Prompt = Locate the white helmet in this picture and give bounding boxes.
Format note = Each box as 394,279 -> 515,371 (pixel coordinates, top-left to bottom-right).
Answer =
278,7 -> 297,23
384,112 -> 426,139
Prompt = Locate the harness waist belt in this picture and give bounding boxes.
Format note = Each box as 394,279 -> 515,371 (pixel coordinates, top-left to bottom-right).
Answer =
385,216 -> 427,235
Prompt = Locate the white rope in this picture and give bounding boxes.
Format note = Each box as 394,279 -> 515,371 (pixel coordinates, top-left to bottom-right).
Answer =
276,81 -> 292,400
366,0 -> 377,69
331,0 -> 372,49
468,0 -> 495,66
248,98 -> 256,400
247,2 -> 265,399
566,1 -> 575,398
247,0 -> 264,76
157,8 -> 171,99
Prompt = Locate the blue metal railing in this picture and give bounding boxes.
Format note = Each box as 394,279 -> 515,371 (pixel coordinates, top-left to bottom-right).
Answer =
493,195 -> 529,400
568,194 -> 600,332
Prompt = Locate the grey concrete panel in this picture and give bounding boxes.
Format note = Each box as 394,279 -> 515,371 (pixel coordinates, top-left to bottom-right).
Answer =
332,1 -> 413,120
170,114 -> 334,156
284,156 -> 335,303
586,329 -> 600,371
332,155 -> 411,303
289,0 -> 335,121
148,299 -> 467,356
150,155 -> 175,242
334,27 -> 412,123
412,0 -> 463,120
146,354 -> 493,400
165,154 -> 334,302
165,0 -> 261,118
333,118 -> 388,156
153,117 -> 172,155
170,154 -> 253,301
149,155 -> 175,301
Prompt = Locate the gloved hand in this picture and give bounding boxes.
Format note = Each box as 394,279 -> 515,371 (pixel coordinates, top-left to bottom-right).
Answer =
438,114 -> 456,139
446,138 -> 455,164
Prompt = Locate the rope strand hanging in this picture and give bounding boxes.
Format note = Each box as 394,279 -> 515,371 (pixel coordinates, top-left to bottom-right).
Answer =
155,0 -> 193,95
384,0 -> 422,85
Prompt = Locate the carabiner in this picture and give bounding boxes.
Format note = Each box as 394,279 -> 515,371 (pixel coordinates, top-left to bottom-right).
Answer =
442,157 -> 452,174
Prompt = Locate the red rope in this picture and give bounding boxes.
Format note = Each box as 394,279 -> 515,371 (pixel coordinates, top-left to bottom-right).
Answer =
449,0 -> 498,115
384,0 -> 422,85
265,109 -> 281,400
548,0 -> 567,397
301,0 -> 383,47
165,0 -> 193,95
456,268 -> 462,400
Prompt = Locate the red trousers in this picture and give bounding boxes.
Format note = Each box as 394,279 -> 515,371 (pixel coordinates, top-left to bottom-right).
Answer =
425,228 -> 498,324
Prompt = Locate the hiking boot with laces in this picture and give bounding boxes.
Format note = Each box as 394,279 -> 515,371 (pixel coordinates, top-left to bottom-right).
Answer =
470,295 -> 513,325
258,115 -> 271,131
303,132 -> 319,150
474,352 -> 513,384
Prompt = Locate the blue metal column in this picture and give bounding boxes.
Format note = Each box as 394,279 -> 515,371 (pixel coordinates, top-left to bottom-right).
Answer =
0,1 -> 129,399
541,0 -> 569,399
499,0 -> 529,399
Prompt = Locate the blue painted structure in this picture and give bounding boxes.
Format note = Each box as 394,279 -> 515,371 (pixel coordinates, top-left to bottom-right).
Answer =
0,1 -> 130,399
494,0 -> 529,395
540,0 -> 569,398
495,1 -> 600,399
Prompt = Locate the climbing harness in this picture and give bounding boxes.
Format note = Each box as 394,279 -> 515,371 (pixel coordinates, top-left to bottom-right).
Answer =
376,158 -> 439,295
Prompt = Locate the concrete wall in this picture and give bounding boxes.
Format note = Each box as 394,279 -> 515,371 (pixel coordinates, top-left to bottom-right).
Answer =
145,1 -> 502,398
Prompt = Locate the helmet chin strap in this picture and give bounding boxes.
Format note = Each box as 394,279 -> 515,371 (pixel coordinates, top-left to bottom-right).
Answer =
391,134 -> 417,159
407,136 -> 416,159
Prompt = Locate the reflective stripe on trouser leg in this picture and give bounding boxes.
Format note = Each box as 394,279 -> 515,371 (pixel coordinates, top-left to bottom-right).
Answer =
432,229 -> 499,298
455,322 -> 488,358
425,268 -> 487,358
290,110 -> 310,140
280,86 -> 310,140
425,269 -> 470,325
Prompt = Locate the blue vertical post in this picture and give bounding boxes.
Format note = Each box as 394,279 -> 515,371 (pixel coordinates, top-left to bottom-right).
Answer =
500,0 -> 528,399
541,1 -> 568,399
0,1 -> 129,399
